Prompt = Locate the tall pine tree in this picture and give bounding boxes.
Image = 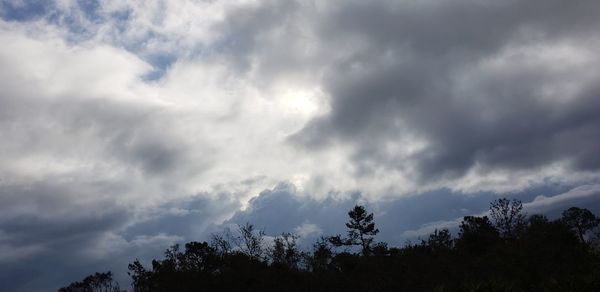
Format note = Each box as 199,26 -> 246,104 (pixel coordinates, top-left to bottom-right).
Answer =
329,205 -> 379,256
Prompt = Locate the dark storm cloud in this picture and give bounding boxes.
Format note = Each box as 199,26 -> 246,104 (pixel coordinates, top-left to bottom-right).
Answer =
0,181 -> 128,246
292,0 -> 600,180
123,192 -> 242,241
0,182 -> 241,291
0,181 -> 130,291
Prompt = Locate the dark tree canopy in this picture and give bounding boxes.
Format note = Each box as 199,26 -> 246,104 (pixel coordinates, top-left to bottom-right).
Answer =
309,236 -> 333,272
426,228 -> 453,252
269,232 -> 302,269
456,215 -> 499,254
489,198 -> 526,239
59,271 -> 122,292
61,202 -> 600,292
561,207 -> 599,243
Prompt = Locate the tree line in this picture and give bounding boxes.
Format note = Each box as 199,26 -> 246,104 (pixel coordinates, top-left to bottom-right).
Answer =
60,198 -> 600,291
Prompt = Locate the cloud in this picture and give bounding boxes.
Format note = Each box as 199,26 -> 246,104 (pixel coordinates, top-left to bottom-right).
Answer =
0,180 -> 242,291
525,184 -> 600,213
1,1 -> 600,290
292,0 -> 600,189
123,192 -> 242,241
0,180 -> 131,291
294,223 -> 322,239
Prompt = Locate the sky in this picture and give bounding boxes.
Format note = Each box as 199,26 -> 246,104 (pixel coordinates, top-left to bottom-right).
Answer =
1,0 -> 600,290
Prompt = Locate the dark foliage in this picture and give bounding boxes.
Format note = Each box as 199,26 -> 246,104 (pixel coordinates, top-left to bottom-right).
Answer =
561,207 -> 600,243
489,198 -> 526,239
61,200 -> 600,291
59,271 -> 122,292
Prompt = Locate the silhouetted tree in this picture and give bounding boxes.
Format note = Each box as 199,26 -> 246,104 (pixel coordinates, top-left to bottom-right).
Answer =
426,228 -> 453,252
234,222 -> 266,260
489,198 -> 526,239
66,201 -> 600,292
371,241 -> 389,256
521,213 -> 593,289
210,228 -> 233,256
269,232 -> 302,269
561,207 -> 599,243
308,236 -> 333,272
178,241 -> 219,273
456,215 -> 499,254
128,259 -> 153,292
329,205 -> 379,256
59,271 -> 122,292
